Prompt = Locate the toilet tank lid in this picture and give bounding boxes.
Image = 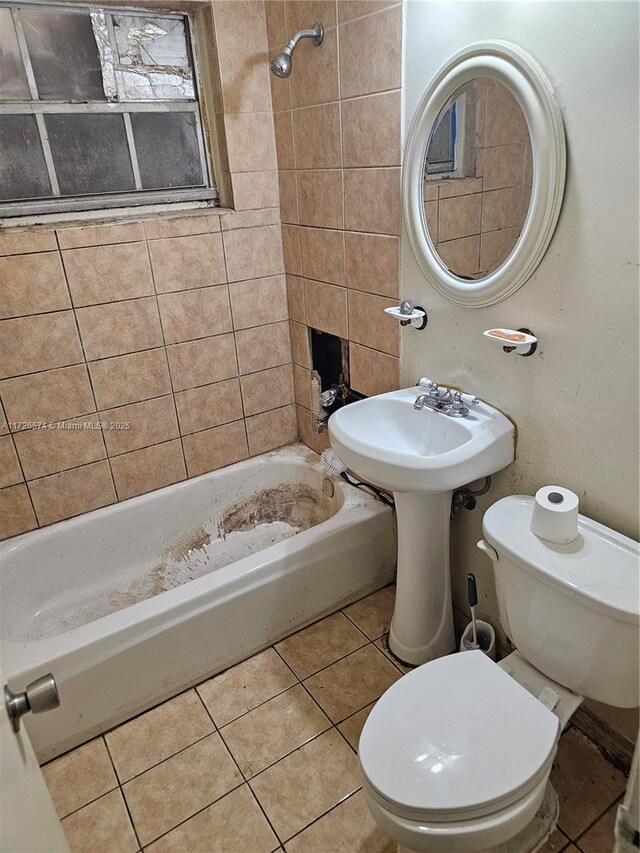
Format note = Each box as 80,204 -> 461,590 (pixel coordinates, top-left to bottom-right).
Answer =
483,496 -> 639,626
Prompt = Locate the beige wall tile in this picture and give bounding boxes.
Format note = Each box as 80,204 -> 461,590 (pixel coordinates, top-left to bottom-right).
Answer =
100,396 -> 179,457
0,483 -> 36,539
338,1 -> 399,24
182,420 -> 248,477
286,275 -> 306,323
29,460 -> 116,526
41,738 -> 117,819
143,214 -> 220,241
167,334 -> 238,392
438,176 -> 483,199
265,0 -> 287,48
290,321 -> 311,367
304,279 -> 348,338
480,226 -> 521,272
158,285 -> 233,344
148,233 -> 226,293
218,48 -> 271,114
436,235 -> 480,277
213,0 -> 268,52
292,363 -> 311,409
0,312 -> 83,379
14,415 -> 106,480
223,224 -> 284,282
0,229 -> 56,255
76,298 -> 163,361
350,343 -> 399,396
225,113 -> 276,173
231,171 -> 280,210
289,25 -> 339,108
438,192 -> 482,242
348,290 -> 399,355
481,143 -> 526,191
0,364 -> 95,426
57,222 -> 145,249
339,5 -> 402,98
88,349 -> 171,411
246,403 -> 297,455
63,242 -> 154,307
236,320 -> 291,374
0,252 -> 69,319
425,200 -> 438,241
273,110 -> 295,170
278,170 -> 299,224
296,403 -> 314,449
111,440 -> 186,501
175,379 -> 244,435
424,182 -> 438,202
240,364 -> 294,416
282,225 -> 303,276
344,232 -> 399,297
484,85 -> 529,147
300,228 -> 345,285
222,210 -> 283,234
344,168 -> 401,234
0,435 -> 22,487
61,789 -> 138,853
481,186 -> 523,232
341,91 -> 401,167
298,170 -> 343,228
269,63 -> 292,112
229,275 -> 288,329
292,102 -> 342,169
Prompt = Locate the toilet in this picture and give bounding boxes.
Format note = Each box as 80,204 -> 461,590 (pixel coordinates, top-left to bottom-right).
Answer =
359,495 -> 639,853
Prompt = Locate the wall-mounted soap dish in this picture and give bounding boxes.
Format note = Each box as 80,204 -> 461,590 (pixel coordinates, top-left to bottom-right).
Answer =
385,300 -> 428,330
483,328 -> 537,357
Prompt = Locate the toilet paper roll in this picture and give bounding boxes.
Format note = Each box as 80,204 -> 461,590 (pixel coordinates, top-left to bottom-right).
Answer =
530,486 -> 579,544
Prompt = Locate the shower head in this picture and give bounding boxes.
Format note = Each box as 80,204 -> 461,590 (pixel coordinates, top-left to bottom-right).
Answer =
270,22 -> 324,79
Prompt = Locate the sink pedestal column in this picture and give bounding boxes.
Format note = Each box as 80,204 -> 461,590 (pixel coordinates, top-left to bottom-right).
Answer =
388,490 -> 456,665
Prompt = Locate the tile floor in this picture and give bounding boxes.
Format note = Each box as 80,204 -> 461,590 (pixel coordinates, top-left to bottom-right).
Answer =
41,584 -> 628,853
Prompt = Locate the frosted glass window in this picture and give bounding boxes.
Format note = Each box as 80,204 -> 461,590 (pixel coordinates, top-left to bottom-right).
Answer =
131,112 -> 203,189
0,115 -> 51,200
0,8 -> 30,100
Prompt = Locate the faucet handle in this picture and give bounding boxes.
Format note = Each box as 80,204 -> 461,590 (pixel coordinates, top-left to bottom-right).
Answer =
418,377 -> 435,388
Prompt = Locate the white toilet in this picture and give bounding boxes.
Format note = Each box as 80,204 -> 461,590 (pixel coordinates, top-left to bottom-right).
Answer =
359,495 -> 639,853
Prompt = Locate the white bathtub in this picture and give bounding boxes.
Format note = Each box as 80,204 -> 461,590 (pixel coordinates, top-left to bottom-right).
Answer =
0,443 -> 396,761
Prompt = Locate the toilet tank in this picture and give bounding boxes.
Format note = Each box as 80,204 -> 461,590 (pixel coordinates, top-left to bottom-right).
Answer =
482,496 -> 639,708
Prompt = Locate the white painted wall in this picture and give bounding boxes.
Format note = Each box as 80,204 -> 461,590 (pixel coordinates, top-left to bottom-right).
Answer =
402,1 -> 639,739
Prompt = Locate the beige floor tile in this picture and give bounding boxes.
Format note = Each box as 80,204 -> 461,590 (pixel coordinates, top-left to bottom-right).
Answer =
343,585 -> 396,639
275,612 -> 368,679
374,634 -> 415,674
303,644 -> 400,723
577,799 -> 620,852
221,684 -> 330,777
41,737 -> 117,819
250,729 -> 361,840
337,702 -> 376,751
146,785 -> 279,853
551,728 -> 626,839
124,732 -> 243,846
61,789 -> 138,853
285,790 -> 396,852
538,827 -> 572,852
197,648 -> 297,727
106,689 -> 214,782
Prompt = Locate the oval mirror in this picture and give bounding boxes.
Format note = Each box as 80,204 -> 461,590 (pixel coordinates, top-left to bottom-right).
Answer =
404,41 -> 566,307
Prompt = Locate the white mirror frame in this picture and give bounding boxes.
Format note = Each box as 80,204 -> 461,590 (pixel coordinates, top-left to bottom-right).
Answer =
404,40 -> 566,307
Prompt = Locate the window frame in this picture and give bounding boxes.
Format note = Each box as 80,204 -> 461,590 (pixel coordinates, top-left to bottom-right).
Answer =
0,0 -> 218,220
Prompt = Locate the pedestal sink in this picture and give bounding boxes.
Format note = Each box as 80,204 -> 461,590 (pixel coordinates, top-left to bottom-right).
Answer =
328,386 -> 515,665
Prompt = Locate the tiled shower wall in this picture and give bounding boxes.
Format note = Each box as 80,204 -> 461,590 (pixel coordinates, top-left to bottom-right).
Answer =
266,0 -> 404,452
0,1 -> 296,541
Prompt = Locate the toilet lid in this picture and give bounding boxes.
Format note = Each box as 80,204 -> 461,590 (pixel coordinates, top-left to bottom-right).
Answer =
359,651 -> 560,822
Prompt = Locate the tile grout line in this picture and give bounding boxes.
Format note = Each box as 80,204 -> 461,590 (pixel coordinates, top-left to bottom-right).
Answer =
101,736 -> 144,851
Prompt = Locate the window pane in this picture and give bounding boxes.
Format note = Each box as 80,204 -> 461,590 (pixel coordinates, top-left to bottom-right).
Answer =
21,7 -> 105,101
111,14 -> 195,101
0,114 -> 51,200
131,112 -> 204,189
45,114 -> 134,196
0,8 -> 30,100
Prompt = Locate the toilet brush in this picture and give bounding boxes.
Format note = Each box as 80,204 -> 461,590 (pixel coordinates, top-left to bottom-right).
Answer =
467,573 -> 480,650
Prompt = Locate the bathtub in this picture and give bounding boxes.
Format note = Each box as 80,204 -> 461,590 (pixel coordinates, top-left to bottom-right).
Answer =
0,443 -> 396,761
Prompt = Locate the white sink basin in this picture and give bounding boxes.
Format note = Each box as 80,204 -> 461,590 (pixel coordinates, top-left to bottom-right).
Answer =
329,386 -> 515,665
329,387 -> 514,493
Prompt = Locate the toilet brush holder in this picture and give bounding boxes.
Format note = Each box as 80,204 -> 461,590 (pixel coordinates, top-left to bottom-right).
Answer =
460,620 -> 496,660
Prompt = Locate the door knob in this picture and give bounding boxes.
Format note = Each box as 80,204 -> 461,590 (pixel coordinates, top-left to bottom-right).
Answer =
4,674 -> 60,733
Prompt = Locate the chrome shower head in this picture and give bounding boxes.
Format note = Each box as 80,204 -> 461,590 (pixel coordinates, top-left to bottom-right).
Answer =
269,22 -> 324,79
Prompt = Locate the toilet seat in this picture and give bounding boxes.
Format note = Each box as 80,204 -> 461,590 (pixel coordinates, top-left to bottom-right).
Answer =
359,651 -> 560,825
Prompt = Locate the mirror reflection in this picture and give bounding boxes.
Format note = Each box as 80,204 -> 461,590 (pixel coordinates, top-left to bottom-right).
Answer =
423,78 -> 532,279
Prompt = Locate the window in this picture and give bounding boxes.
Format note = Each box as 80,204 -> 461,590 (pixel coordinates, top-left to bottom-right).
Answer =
424,102 -> 457,176
0,2 -> 217,218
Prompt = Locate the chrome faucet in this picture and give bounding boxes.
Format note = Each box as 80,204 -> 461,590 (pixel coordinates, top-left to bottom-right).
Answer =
414,379 -> 479,418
